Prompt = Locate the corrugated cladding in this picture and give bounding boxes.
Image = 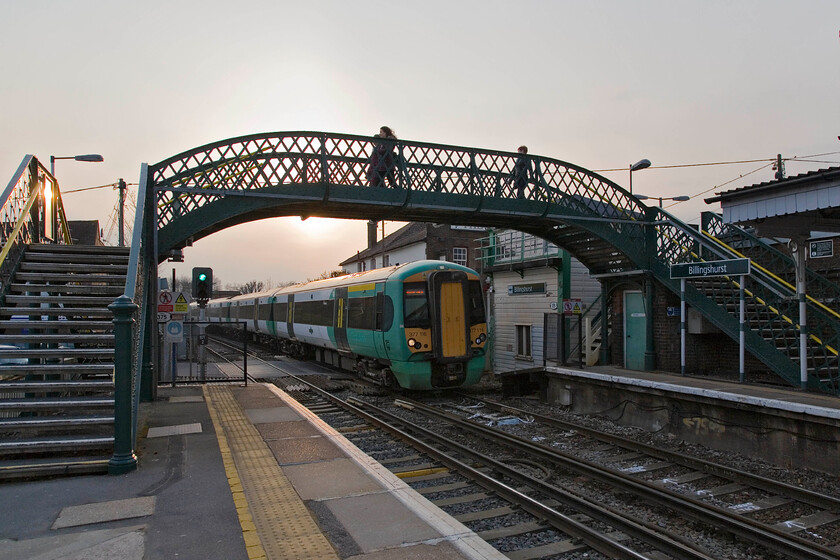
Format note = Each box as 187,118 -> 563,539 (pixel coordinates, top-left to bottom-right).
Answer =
490,255 -> 601,374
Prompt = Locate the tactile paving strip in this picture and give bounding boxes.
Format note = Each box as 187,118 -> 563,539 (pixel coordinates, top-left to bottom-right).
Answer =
204,385 -> 338,560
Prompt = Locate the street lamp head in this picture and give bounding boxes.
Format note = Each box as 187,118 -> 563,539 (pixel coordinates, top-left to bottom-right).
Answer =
73,154 -> 104,163
630,159 -> 651,172
672,195 -> 690,202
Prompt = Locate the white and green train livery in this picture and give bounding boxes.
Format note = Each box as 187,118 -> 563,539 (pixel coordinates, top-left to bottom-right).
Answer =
204,260 -> 488,390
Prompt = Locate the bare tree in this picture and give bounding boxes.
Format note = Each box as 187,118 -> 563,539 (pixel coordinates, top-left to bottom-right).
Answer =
238,280 -> 265,294
308,269 -> 345,282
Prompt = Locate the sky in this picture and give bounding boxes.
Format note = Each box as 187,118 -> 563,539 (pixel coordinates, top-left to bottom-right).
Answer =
2,1 -> 839,289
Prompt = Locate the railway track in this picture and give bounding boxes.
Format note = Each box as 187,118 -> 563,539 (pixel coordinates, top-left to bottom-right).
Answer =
197,335 -> 840,559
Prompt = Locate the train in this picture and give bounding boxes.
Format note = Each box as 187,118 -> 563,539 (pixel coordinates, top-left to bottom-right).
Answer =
195,260 -> 488,390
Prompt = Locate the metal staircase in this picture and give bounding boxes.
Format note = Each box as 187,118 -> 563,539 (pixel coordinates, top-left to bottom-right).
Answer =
640,211 -> 840,393
0,243 -> 128,478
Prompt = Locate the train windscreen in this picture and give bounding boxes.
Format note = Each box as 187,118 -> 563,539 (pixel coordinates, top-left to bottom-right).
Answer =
403,283 -> 430,328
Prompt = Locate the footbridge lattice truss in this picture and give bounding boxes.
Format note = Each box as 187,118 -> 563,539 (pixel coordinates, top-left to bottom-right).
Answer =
144,131 -> 840,393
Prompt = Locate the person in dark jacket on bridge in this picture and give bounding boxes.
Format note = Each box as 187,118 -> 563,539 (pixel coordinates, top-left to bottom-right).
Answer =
367,126 -> 398,188
513,145 -> 531,199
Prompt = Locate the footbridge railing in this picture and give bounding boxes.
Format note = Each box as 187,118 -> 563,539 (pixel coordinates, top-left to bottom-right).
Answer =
148,131 -> 650,273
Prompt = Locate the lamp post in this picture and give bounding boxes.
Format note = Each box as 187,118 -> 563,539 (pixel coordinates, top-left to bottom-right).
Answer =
629,158 -> 651,195
50,153 -> 104,176
636,194 -> 690,208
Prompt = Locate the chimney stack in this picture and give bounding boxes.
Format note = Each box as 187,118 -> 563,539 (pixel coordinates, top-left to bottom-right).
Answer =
367,220 -> 378,249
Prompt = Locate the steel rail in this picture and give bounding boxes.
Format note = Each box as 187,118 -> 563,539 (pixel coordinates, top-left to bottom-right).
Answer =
471,396 -> 840,512
402,397 -> 839,560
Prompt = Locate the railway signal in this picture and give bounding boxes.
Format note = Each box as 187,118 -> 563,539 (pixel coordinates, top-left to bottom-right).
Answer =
192,267 -> 213,302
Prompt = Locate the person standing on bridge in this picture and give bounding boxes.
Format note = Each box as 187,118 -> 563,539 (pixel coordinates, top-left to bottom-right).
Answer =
513,145 -> 531,199
367,126 -> 398,188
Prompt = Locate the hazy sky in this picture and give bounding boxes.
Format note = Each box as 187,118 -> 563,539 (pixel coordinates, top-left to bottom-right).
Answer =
3,1 -> 839,288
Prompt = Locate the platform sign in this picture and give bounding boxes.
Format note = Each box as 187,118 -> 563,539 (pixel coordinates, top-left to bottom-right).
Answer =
165,320 -> 183,342
670,258 -> 750,279
174,292 -> 190,313
562,298 -> 583,315
810,240 -> 833,259
157,290 -> 174,313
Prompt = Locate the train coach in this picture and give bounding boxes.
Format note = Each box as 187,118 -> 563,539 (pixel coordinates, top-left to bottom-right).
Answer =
199,260 -> 488,390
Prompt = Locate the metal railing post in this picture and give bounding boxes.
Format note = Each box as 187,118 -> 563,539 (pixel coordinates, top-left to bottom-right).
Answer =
109,295 -> 139,474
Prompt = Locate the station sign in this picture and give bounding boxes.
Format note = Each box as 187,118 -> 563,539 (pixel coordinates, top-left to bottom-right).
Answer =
670,258 -> 750,279
508,282 -> 545,295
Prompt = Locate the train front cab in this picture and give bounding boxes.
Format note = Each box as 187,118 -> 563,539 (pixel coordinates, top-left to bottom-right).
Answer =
395,266 -> 487,390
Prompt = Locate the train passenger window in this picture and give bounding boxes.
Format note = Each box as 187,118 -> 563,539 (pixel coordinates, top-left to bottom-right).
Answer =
468,280 -> 486,325
403,283 -> 430,329
347,296 -> 375,329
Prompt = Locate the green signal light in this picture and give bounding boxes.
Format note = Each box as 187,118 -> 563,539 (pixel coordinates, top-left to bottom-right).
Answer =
198,273 -> 207,281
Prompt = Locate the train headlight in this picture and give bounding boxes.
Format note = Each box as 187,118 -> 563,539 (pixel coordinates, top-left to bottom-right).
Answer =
407,338 -> 417,348
475,333 -> 486,344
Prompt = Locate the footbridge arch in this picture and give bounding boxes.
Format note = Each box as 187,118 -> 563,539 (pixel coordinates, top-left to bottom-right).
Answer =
145,131 -> 652,275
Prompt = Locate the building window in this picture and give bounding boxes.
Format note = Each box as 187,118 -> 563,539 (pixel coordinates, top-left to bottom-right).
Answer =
383,254 -> 390,267
516,324 -> 532,359
453,247 -> 467,267
358,262 -> 365,272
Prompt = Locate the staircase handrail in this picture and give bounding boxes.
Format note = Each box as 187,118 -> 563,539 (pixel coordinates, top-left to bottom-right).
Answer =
701,212 -> 840,320
109,163 -> 148,473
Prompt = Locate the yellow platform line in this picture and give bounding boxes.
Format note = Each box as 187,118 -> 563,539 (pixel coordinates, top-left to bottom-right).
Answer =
204,385 -> 338,560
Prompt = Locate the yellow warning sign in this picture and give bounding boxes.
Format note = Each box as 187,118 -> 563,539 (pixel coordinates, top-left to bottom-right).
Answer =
174,292 -> 190,313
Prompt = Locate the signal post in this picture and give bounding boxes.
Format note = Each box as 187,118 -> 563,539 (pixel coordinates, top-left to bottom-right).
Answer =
192,267 -> 213,380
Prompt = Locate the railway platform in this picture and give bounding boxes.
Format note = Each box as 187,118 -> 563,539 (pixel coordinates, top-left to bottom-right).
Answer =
539,364 -> 840,474
0,362 -> 504,560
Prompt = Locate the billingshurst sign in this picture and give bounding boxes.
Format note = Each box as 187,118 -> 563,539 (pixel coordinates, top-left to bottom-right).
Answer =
669,258 -> 751,381
670,258 -> 750,279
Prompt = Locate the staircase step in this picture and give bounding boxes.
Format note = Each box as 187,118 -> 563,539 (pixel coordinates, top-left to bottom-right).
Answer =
0,436 -> 114,455
0,307 -> 115,318
28,243 -> 129,256
0,319 -> 113,330
0,380 -> 114,392
20,263 -> 127,274
24,253 -> 129,265
0,364 -> 113,375
0,348 -> 114,359
0,415 -> 113,429
0,397 -> 114,410
13,272 -> 127,284
0,457 -> 110,480
5,295 -> 119,305
0,334 -> 113,344
9,283 -> 124,296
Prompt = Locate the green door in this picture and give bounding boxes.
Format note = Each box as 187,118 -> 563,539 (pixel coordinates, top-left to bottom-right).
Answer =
624,291 -> 647,371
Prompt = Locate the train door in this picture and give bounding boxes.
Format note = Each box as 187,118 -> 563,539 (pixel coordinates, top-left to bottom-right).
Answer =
287,294 -> 295,339
372,283 -> 389,358
333,287 -> 350,352
428,271 -> 469,361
